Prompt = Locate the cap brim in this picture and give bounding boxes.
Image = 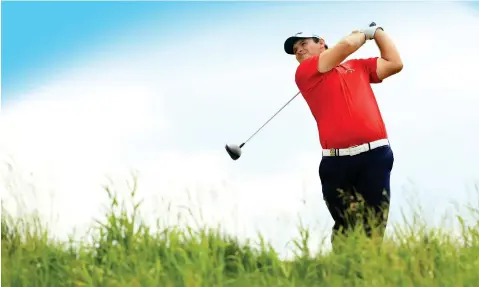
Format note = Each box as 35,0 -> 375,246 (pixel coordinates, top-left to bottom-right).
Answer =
284,36 -> 306,55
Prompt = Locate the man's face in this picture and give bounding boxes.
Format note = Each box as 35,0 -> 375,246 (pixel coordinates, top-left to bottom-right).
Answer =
293,37 -> 327,63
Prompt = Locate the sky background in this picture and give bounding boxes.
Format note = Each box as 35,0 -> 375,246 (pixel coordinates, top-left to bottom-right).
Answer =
2,1 -> 479,258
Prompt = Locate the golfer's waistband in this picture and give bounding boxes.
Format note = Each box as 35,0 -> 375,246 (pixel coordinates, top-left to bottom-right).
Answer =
322,139 -> 390,157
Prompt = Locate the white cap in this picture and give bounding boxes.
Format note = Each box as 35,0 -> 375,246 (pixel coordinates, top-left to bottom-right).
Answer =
283,32 -> 322,55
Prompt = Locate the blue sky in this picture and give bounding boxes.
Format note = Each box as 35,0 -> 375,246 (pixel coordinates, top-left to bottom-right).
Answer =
4,1 -> 477,104
2,1 -> 479,257
1,1 -> 252,104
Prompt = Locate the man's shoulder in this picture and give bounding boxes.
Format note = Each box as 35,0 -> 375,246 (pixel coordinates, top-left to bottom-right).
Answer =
295,56 -> 320,89
345,57 -> 379,67
342,58 -> 363,67
295,55 -> 321,78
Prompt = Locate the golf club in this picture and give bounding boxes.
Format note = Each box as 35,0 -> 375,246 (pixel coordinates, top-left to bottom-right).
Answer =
225,90 -> 301,160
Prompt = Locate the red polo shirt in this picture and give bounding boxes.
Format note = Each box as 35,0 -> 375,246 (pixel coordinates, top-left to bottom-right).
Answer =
295,55 -> 388,149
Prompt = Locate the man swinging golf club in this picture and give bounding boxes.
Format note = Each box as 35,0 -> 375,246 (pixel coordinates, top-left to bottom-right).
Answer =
284,22 -> 403,248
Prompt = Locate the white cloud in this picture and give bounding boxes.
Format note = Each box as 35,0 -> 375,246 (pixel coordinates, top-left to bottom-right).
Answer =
0,56 -> 171,237
1,2 -> 478,258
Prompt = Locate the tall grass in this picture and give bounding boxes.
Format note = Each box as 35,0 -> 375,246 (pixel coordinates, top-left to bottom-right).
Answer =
2,179 -> 479,286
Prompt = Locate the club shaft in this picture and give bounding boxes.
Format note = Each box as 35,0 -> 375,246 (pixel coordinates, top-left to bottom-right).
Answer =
242,91 -> 301,146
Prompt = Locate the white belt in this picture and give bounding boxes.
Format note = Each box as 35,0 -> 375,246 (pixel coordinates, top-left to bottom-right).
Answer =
322,139 -> 390,157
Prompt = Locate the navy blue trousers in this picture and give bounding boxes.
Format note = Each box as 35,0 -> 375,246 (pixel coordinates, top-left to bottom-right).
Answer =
319,145 -> 394,246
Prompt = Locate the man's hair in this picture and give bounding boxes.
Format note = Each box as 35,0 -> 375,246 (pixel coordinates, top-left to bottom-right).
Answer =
311,37 -> 328,49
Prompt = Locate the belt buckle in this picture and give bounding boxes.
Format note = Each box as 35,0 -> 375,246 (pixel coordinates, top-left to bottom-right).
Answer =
329,148 -> 336,156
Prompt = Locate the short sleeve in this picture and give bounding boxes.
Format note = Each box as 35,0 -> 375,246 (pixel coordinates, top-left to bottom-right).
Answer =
357,57 -> 382,84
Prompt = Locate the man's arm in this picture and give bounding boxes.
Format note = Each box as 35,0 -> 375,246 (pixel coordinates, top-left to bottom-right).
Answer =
317,31 -> 367,73
374,29 -> 403,80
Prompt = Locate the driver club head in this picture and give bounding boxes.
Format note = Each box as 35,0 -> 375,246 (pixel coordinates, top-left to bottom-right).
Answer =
225,143 -> 243,160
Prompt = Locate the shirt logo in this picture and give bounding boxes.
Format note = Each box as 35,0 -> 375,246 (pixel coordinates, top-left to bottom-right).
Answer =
337,64 -> 355,74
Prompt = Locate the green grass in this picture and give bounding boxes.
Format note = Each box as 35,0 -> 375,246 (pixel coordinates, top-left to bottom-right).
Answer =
2,181 -> 479,287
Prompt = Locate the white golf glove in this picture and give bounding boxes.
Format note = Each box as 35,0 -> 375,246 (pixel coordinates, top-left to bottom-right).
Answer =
360,22 -> 384,40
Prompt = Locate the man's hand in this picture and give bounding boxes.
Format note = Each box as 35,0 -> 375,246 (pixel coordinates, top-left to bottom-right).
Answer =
360,22 -> 383,40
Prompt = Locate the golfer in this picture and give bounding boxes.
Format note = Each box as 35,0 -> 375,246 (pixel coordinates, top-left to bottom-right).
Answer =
283,23 -> 403,248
